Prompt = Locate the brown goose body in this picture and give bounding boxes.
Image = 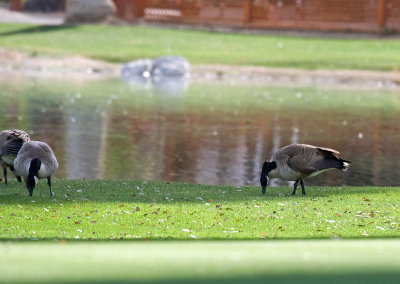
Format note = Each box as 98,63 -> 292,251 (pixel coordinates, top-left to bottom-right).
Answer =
0,129 -> 30,184
260,144 -> 351,195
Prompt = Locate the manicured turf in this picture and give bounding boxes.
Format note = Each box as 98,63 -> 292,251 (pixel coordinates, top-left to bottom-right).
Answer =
1,23 -> 400,71
2,240 -> 400,284
1,181 -> 400,283
0,180 -> 399,240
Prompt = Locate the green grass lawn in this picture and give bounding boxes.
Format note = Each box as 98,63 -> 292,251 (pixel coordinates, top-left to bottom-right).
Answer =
1,180 -> 399,240
1,23 -> 400,71
1,180 -> 400,283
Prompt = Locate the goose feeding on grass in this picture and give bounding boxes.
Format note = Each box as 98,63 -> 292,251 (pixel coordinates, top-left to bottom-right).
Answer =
14,140 -> 58,197
260,144 -> 351,196
0,129 -> 30,184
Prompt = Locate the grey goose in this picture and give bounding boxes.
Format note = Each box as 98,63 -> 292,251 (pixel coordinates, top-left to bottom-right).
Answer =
14,140 -> 58,196
260,144 -> 351,195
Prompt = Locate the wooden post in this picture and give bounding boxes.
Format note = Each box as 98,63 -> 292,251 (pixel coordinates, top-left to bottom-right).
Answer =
136,0 -> 145,18
219,2 -> 225,19
243,0 -> 253,23
9,0 -> 24,11
377,0 -> 387,32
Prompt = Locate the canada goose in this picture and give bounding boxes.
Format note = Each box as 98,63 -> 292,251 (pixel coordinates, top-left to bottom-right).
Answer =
260,144 -> 351,195
0,129 -> 30,184
14,140 -> 58,197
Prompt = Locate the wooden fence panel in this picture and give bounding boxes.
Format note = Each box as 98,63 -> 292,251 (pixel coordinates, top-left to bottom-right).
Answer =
386,0 -> 400,31
112,0 -> 400,33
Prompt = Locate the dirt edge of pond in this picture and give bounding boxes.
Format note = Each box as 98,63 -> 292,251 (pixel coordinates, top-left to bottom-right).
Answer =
1,48 -> 400,90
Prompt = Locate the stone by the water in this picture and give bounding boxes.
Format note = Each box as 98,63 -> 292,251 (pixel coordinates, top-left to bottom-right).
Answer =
65,0 -> 116,23
151,56 -> 190,77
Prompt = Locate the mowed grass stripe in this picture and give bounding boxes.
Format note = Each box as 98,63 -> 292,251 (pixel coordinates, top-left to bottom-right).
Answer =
0,180 -> 399,240
1,240 -> 400,283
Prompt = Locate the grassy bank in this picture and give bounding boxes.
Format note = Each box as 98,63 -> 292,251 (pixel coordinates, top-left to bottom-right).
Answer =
1,23 -> 400,71
1,180 -> 399,240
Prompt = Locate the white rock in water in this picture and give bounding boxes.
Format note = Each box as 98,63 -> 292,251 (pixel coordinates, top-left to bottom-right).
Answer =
65,0 -> 116,23
121,59 -> 153,79
151,56 -> 190,77
121,56 -> 190,94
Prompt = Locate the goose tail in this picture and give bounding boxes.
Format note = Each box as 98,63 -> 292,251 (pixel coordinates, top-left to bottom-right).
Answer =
338,159 -> 351,171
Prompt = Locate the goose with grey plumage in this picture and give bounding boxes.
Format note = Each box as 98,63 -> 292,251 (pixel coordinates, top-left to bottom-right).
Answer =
0,129 -> 30,185
14,140 -> 58,197
260,144 -> 351,196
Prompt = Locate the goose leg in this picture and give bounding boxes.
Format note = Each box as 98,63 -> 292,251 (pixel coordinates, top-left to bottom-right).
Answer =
10,166 -> 21,182
3,166 -> 7,185
47,177 -> 54,197
300,180 -> 306,195
291,180 -> 299,195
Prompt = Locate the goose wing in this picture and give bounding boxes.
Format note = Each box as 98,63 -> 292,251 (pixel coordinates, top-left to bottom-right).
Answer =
0,139 -> 23,156
287,154 -> 317,175
317,147 -> 340,158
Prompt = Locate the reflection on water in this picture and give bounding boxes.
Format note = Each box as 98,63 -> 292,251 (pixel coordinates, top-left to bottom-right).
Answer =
1,75 -> 399,186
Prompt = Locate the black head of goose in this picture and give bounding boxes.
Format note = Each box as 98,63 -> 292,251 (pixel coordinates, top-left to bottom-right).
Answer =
0,129 -> 30,184
13,140 -> 58,197
260,144 -> 351,196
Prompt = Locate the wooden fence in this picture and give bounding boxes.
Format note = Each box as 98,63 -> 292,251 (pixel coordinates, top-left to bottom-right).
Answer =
113,0 -> 400,33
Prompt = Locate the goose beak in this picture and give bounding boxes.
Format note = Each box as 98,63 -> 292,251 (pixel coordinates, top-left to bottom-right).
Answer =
262,184 -> 267,195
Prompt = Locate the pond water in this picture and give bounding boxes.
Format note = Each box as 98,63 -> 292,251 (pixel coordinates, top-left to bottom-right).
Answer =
1,75 -> 399,187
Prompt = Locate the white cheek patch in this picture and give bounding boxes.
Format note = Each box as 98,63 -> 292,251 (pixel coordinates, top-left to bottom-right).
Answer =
34,176 -> 38,184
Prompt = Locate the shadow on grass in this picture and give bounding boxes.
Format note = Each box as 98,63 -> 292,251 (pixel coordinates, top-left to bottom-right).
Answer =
0,179 -> 397,204
0,25 -> 76,36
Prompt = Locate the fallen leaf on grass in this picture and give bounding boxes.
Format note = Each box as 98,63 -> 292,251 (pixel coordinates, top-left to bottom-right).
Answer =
362,197 -> 371,201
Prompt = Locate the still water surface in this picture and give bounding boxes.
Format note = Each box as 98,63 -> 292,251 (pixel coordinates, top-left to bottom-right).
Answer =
1,75 -> 399,186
